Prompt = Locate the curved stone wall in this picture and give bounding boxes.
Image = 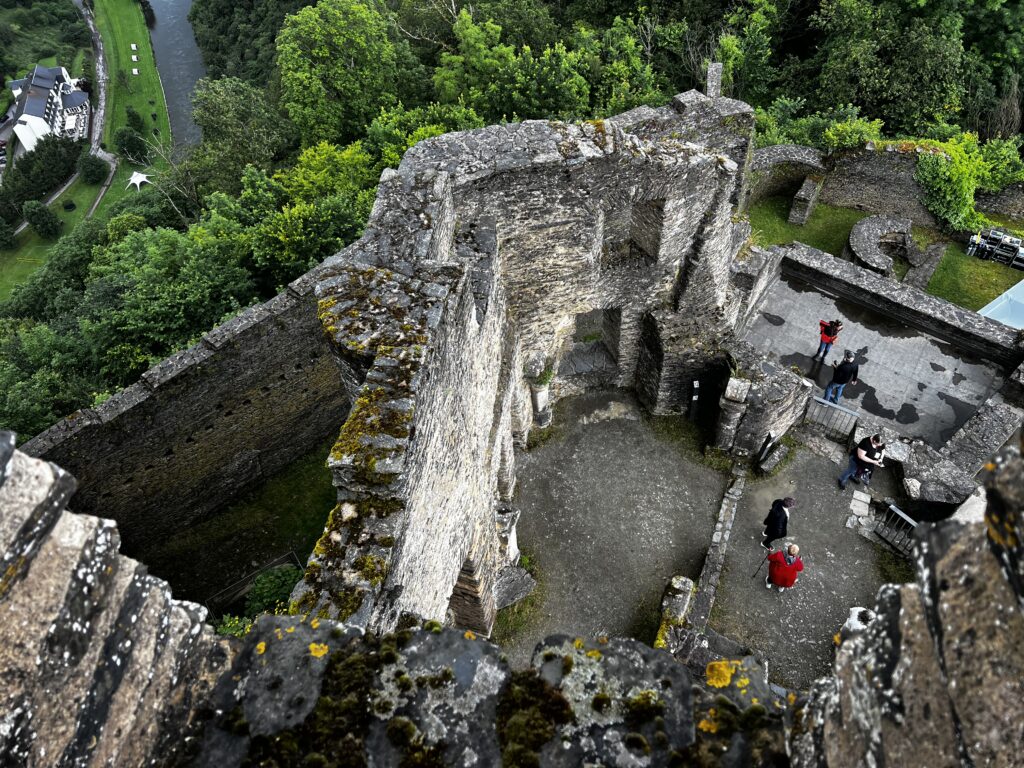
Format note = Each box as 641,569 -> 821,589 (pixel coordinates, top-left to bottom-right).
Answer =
843,214 -> 913,276
744,144 -> 826,207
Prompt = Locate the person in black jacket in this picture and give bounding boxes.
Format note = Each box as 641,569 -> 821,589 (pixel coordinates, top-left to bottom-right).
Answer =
761,497 -> 796,551
824,350 -> 859,403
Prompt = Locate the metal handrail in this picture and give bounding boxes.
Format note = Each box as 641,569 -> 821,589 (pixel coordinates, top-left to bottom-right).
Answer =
809,396 -> 859,419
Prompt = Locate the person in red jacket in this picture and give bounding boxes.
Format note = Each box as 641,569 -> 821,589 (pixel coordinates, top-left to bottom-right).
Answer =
765,544 -> 804,592
815,319 -> 843,361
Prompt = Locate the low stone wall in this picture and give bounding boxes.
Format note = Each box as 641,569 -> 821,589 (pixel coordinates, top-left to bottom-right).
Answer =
842,215 -> 912,276
977,181 -> 1024,219
818,147 -> 937,227
788,176 -> 822,225
20,278 -> 360,554
715,340 -> 813,456
779,243 -> 1024,368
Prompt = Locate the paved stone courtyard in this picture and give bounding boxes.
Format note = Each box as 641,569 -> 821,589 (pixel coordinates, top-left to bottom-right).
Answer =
503,391 -> 727,667
742,275 -> 1007,446
709,448 -> 914,690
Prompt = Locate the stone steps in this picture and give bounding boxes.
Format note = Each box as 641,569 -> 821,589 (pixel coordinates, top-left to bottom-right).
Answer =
0,436 -> 229,765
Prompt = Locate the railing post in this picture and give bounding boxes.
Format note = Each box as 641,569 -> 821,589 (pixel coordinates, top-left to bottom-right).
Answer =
688,380 -> 700,421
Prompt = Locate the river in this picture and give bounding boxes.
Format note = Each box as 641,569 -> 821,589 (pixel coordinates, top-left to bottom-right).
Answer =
147,0 -> 206,145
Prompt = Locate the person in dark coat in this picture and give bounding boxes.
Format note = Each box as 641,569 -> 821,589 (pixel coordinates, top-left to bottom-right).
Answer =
824,350 -> 859,403
761,497 -> 795,550
766,544 -> 804,592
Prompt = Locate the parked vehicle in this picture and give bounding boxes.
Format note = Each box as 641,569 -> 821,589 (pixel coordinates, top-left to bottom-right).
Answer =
967,228 -> 1024,271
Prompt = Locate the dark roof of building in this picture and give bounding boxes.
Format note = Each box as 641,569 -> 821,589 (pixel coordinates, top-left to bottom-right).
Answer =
9,64 -> 81,122
63,91 -> 89,109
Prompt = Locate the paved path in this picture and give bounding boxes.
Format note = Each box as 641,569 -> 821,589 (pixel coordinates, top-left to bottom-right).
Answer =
742,274 -> 1006,446
708,448 -> 914,690
502,391 -> 727,667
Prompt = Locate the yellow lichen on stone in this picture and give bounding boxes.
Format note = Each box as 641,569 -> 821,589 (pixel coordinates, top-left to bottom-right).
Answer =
585,649 -> 603,660
705,660 -> 741,688
255,642 -> 267,655
309,643 -> 329,658
736,676 -> 750,689
464,630 -> 476,640
573,638 -> 585,650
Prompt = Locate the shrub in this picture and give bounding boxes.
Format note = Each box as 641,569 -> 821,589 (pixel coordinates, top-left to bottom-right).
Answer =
126,105 -> 145,134
0,218 -> 13,250
822,118 -> 884,151
914,133 -> 1023,231
215,614 -> 253,637
244,564 -> 302,617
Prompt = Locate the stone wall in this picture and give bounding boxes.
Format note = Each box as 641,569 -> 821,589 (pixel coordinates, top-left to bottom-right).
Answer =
818,147 -> 937,227
0,436 -> 229,766
20,280 -> 359,554
779,243 -> 1024,368
977,181 -> 1024,219
4,436 -> 1022,766
287,96 -> 758,635
743,144 -> 825,209
715,340 -> 813,456
842,215 -> 913,276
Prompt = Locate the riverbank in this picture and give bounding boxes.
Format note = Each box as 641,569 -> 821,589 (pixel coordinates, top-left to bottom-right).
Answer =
93,0 -> 172,148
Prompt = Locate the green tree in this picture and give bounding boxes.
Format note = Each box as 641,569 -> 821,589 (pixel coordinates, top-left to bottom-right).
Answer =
191,77 -> 295,194
276,0 -> 398,146
79,227 -> 255,384
0,318 -> 98,438
0,218 -> 13,250
715,0 -> 779,103
363,102 -> 484,173
126,105 -> 145,133
106,212 -> 149,243
22,201 -> 62,239
114,127 -> 149,164
812,0 -> 965,135
78,153 -> 110,185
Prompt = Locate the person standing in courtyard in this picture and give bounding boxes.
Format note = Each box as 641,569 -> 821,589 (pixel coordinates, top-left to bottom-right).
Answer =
766,544 -> 804,592
824,350 -> 859,403
815,319 -> 843,360
838,433 -> 885,490
761,497 -> 795,550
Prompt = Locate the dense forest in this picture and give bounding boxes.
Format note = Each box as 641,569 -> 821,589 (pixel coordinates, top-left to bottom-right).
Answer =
0,0 -> 1021,438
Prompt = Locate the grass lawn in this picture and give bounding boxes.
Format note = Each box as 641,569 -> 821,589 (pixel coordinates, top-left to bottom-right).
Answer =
0,175 -> 106,299
986,213 -> 1024,236
748,196 -> 870,256
925,244 -> 1024,311
93,0 -> 171,148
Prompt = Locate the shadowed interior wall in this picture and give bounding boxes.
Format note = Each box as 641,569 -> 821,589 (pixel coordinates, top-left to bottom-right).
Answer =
21,278 -> 362,554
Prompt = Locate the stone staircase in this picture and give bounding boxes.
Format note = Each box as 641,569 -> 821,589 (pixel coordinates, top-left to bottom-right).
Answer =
0,433 -> 230,766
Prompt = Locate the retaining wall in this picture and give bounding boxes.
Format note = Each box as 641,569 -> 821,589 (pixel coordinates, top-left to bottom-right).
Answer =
818,148 -> 937,227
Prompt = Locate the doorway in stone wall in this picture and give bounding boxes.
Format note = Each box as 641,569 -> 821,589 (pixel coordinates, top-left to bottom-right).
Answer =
558,308 -> 621,384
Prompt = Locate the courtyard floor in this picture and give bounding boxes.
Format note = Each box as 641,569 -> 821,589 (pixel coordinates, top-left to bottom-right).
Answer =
742,274 -> 1007,446
709,448 -> 914,690
501,390 -> 727,668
